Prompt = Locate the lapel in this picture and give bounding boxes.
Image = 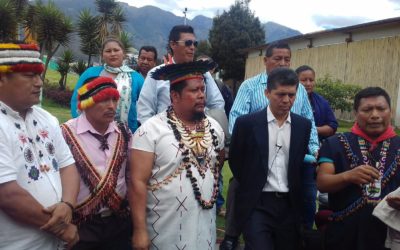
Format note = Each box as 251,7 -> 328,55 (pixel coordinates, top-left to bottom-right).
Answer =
288,114 -> 301,183
252,108 -> 269,175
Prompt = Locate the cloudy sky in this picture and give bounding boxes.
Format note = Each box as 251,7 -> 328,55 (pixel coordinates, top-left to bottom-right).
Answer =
118,0 -> 400,33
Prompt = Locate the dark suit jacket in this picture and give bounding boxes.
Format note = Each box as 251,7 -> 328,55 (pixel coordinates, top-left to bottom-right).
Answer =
229,108 -> 311,230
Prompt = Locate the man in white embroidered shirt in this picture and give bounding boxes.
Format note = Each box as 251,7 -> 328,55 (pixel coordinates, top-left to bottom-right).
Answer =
229,68 -> 311,249
0,42 -> 80,250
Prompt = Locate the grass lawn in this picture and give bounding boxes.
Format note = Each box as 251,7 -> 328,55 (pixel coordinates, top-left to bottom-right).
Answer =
45,69 -> 79,90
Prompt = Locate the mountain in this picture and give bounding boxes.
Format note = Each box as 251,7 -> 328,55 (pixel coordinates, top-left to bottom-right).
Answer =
46,0 -> 301,59
264,22 -> 302,42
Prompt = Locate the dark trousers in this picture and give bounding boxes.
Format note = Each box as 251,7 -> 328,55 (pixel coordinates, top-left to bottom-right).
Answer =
243,192 -> 300,250
224,177 -> 241,237
72,214 -> 132,250
302,163 -> 317,229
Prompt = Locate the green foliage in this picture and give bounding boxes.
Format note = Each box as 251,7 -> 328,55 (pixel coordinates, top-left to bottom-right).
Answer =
32,0 -> 73,80
119,31 -> 133,51
0,0 -> 18,40
314,75 -> 362,112
209,0 -> 265,81
71,60 -> 88,76
77,9 -> 99,65
195,40 -> 211,59
56,50 -> 74,90
95,0 -> 126,45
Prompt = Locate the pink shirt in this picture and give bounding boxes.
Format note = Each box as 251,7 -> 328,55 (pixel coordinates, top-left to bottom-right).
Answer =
65,113 -> 128,209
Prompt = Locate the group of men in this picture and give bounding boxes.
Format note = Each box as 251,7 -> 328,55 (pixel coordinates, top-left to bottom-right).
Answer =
1,23 -> 400,250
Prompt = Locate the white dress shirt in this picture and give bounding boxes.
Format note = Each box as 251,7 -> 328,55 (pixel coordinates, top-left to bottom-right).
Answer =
263,106 -> 291,192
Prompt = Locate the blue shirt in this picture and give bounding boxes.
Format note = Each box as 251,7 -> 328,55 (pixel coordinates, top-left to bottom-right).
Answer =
229,72 -> 319,155
137,63 -> 225,124
309,92 -> 338,141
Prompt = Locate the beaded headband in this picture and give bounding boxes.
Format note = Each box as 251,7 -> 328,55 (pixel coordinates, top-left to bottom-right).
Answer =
0,43 -> 44,74
151,60 -> 214,84
77,77 -> 120,110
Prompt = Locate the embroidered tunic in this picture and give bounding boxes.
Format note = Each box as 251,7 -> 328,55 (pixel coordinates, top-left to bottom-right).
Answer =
0,101 -> 75,250
132,111 -> 224,250
319,132 -> 400,250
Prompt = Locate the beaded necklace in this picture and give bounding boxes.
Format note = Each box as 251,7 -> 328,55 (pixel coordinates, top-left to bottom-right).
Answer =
166,106 -> 221,209
330,133 -> 394,221
358,137 -> 390,202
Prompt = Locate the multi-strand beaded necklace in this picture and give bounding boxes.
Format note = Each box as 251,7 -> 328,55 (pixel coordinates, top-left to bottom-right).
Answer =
165,106 -> 221,209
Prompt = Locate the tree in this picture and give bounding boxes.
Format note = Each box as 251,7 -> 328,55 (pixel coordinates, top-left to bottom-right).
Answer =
0,0 -> 18,40
77,9 -> 99,66
209,0 -> 265,81
56,49 -> 74,90
71,60 -> 88,76
95,0 -> 126,45
119,31 -> 133,51
33,0 -> 73,80
195,40 -> 211,58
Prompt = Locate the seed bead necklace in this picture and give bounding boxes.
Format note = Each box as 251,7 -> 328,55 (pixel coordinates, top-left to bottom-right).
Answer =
167,106 -> 221,209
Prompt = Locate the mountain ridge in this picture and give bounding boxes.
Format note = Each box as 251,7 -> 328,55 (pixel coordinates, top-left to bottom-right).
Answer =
46,0 -> 302,59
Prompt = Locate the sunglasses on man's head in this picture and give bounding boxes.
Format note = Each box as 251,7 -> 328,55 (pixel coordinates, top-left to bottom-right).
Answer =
176,40 -> 198,47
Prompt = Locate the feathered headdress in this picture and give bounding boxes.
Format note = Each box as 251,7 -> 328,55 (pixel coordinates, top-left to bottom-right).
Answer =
151,60 -> 214,84
0,43 -> 44,74
77,77 -> 120,110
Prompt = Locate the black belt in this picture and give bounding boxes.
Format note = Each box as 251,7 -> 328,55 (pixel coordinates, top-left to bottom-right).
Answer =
263,192 -> 289,198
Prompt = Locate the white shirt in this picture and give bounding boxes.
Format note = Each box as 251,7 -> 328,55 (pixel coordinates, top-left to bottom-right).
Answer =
263,106 -> 291,192
137,62 -> 225,124
0,101 -> 75,250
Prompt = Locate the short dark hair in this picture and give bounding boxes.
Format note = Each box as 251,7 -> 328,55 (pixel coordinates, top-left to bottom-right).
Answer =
170,81 -> 188,95
167,25 -> 195,54
139,46 -> 158,60
265,42 -> 291,57
267,68 -> 299,91
295,65 -> 315,75
354,87 -> 391,111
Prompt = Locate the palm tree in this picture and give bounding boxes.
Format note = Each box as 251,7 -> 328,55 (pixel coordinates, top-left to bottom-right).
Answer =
11,0 -> 29,39
119,31 -> 133,51
33,1 -> 73,80
0,0 -> 17,40
71,60 -> 88,76
95,0 -> 126,44
77,9 -> 99,66
56,50 -> 74,90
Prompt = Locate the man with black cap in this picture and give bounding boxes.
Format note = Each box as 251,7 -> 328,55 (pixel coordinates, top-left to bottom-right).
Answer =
129,60 -> 225,249
61,76 -> 132,249
0,42 -> 79,249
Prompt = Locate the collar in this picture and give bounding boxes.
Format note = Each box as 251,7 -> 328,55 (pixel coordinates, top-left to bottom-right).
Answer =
76,112 -> 119,135
267,106 -> 291,124
0,101 -> 33,120
351,122 -> 396,151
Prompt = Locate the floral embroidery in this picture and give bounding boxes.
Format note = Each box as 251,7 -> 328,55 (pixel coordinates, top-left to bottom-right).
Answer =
46,142 -> 55,156
28,166 -> 40,181
24,148 -> 34,163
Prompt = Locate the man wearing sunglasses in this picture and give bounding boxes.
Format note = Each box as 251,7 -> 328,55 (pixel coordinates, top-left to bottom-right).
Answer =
137,25 -> 224,124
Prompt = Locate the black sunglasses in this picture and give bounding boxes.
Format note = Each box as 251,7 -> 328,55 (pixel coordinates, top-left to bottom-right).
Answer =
176,40 -> 198,47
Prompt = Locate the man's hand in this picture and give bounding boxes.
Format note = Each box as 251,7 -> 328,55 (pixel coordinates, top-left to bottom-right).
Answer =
343,164 -> 380,185
59,223 -> 79,249
40,202 -> 73,233
387,196 -> 400,210
132,229 -> 150,250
